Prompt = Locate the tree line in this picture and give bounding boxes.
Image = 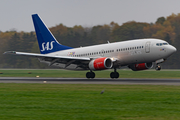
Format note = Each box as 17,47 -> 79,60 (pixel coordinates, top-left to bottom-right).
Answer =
0,13 -> 180,69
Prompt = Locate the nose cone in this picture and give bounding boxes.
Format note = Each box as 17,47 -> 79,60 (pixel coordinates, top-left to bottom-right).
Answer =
168,45 -> 177,55
170,46 -> 177,53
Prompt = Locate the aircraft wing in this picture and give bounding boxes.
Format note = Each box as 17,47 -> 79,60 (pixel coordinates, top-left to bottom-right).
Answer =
4,51 -> 90,69
4,51 -> 90,60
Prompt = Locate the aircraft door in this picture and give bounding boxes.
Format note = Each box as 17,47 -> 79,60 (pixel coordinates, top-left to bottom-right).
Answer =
145,42 -> 150,53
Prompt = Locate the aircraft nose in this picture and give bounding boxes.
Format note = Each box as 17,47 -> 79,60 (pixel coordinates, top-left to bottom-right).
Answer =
171,46 -> 177,53
169,45 -> 177,54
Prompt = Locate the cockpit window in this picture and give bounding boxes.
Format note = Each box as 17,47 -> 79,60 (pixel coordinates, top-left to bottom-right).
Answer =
156,43 -> 159,46
163,43 -> 168,45
156,43 -> 168,46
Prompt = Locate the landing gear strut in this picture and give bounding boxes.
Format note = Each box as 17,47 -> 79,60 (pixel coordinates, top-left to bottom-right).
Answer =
155,59 -> 164,71
155,65 -> 161,71
110,68 -> 119,79
86,71 -> 95,79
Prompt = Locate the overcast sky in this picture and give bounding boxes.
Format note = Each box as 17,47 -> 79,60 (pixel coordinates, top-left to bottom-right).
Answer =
1,0 -> 180,32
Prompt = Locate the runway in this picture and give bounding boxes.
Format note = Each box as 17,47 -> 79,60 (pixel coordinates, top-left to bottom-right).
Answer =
0,77 -> 180,85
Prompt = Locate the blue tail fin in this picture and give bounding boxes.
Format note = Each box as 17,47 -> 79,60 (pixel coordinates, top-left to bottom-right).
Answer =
32,14 -> 73,54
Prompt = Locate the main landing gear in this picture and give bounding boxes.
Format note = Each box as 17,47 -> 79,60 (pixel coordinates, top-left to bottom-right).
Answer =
110,68 -> 119,79
86,69 -> 119,79
86,71 -> 95,79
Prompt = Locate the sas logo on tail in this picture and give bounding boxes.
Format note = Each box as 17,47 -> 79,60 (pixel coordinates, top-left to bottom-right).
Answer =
41,41 -> 55,51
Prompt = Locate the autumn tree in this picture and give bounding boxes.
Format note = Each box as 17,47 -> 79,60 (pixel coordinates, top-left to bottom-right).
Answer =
156,17 -> 166,25
111,21 -> 149,42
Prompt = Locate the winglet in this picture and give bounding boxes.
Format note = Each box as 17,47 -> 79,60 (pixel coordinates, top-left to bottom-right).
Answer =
32,14 -> 72,54
3,51 -> 16,55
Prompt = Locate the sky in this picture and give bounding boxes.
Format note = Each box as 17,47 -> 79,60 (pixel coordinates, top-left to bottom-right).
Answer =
1,0 -> 180,32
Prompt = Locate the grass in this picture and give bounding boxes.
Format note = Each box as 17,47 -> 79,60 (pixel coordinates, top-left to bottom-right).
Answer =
0,69 -> 180,119
0,69 -> 179,78
0,84 -> 180,119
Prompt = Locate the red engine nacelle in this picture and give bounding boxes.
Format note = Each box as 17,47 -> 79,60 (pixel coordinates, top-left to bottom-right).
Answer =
129,62 -> 153,71
89,57 -> 113,70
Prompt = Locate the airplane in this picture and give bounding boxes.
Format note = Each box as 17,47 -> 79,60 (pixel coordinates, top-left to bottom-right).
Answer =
4,14 -> 177,79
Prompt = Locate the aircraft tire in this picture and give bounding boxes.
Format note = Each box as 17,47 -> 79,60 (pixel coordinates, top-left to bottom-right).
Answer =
110,72 -> 114,78
110,72 -> 119,79
155,65 -> 161,71
115,72 -> 119,78
91,72 -> 95,79
86,72 -> 91,78
86,72 -> 95,79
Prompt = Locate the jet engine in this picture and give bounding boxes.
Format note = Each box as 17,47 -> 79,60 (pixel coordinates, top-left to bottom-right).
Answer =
89,57 -> 113,70
129,62 -> 153,71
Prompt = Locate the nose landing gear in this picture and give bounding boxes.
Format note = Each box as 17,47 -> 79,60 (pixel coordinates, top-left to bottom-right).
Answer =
155,59 -> 164,71
155,65 -> 161,71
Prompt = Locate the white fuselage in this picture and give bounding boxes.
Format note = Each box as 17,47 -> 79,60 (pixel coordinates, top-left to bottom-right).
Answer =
40,38 -> 176,70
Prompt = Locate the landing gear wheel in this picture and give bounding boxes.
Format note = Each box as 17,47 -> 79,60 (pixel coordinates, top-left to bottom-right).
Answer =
86,72 -> 91,78
110,72 -> 119,79
155,65 -> 161,71
91,72 -> 95,78
86,72 -> 95,79
110,72 -> 115,78
115,72 -> 119,78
